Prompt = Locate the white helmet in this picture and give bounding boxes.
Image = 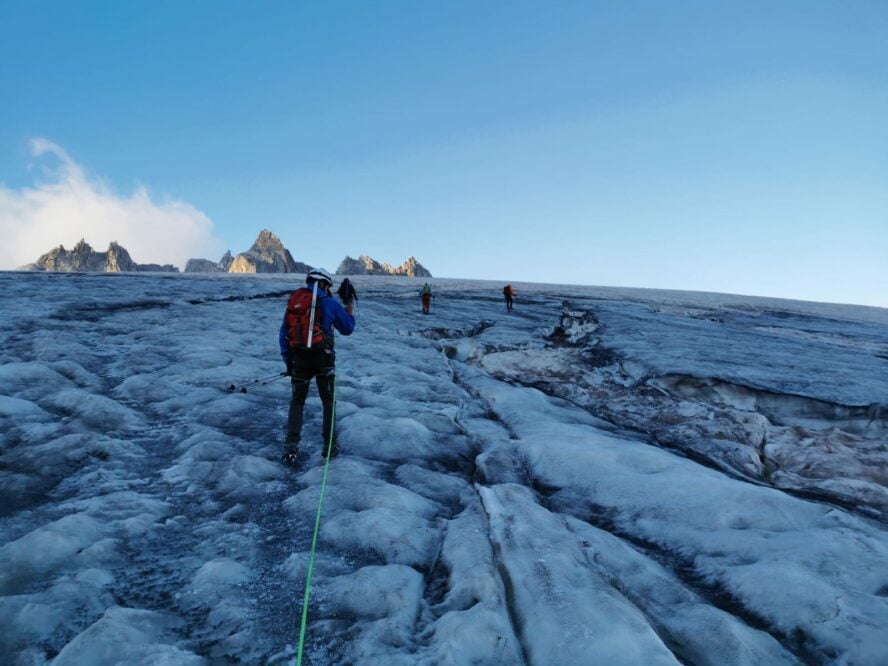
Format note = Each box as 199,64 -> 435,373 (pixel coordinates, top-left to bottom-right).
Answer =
306,267 -> 333,286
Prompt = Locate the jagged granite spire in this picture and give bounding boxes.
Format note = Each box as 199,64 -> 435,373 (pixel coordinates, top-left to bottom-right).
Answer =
23,240 -> 178,273
227,229 -> 311,274
336,254 -> 431,277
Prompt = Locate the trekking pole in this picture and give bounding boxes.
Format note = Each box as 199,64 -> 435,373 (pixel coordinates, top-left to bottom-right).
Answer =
226,371 -> 288,393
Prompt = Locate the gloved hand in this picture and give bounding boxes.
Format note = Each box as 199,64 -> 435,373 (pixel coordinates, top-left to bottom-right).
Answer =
283,355 -> 292,376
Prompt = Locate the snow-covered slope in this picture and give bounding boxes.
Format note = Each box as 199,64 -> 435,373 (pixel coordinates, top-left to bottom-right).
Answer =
1,273 -> 886,664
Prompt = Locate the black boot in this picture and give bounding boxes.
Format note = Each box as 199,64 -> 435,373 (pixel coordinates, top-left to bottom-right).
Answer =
321,439 -> 339,460
283,434 -> 300,466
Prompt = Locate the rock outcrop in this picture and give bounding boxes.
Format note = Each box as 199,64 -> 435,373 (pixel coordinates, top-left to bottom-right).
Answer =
184,258 -> 219,273
336,255 -> 432,278
24,239 -> 179,273
398,256 -> 431,278
184,251 -> 234,273
227,230 -> 310,274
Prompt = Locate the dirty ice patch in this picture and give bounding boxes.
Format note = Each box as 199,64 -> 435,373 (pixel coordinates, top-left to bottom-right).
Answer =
473,377 -> 888,663
592,300 -> 888,407
194,391 -> 275,432
46,388 -> 143,431
28,330 -> 102,368
184,558 -> 255,607
480,483 -> 679,665
0,362 -> 74,400
0,571 -> 114,660
394,463 -> 475,508
561,516 -> 795,665
0,395 -> 50,427
319,563 -> 422,622
287,458 -> 441,520
313,566 -> 422,664
0,514 -> 111,595
420,603 -> 522,664
114,374 -> 191,407
338,410 -> 467,464
216,455 -> 287,498
478,348 -> 582,382
53,606 -> 204,665
457,363 -> 614,434
420,497 -> 525,663
321,508 -> 439,568
57,491 -> 171,538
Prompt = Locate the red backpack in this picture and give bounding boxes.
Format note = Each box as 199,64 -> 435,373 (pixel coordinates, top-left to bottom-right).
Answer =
286,288 -> 326,349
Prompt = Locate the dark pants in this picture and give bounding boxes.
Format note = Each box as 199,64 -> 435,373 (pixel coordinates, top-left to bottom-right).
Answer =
287,348 -> 335,452
421,294 -> 431,314
505,295 -> 513,311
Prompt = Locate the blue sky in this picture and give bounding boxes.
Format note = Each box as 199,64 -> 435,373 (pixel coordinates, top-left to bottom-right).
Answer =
1,1 -> 886,306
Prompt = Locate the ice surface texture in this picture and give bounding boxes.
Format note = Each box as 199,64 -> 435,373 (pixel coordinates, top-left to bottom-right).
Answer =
1,272 -> 886,664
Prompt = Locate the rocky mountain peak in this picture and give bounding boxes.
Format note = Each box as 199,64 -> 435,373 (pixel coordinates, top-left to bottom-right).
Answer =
71,238 -> 93,255
251,229 -> 285,252
23,240 -> 177,273
226,230 -> 309,274
105,242 -> 136,272
336,254 -> 432,277
399,256 -> 431,277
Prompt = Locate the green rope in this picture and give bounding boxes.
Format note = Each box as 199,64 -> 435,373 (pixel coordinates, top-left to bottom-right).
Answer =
296,374 -> 337,665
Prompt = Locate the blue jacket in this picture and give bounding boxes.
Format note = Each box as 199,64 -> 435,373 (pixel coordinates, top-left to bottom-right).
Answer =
279,289 -> 355,363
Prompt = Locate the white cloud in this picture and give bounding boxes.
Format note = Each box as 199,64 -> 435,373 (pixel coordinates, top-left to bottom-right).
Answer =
0,138 -> 224,270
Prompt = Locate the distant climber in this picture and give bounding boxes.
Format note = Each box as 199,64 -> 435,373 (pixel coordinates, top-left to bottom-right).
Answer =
337,277 -> 358,312
279,268 -> 355,466
420,282 -> 433,315
503,284 -> 515,312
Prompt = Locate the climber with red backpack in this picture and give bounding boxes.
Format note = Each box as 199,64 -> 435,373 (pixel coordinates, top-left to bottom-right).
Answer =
279,268 -> 355,466
420,282 -> 433,315
503,284 -> 515,312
